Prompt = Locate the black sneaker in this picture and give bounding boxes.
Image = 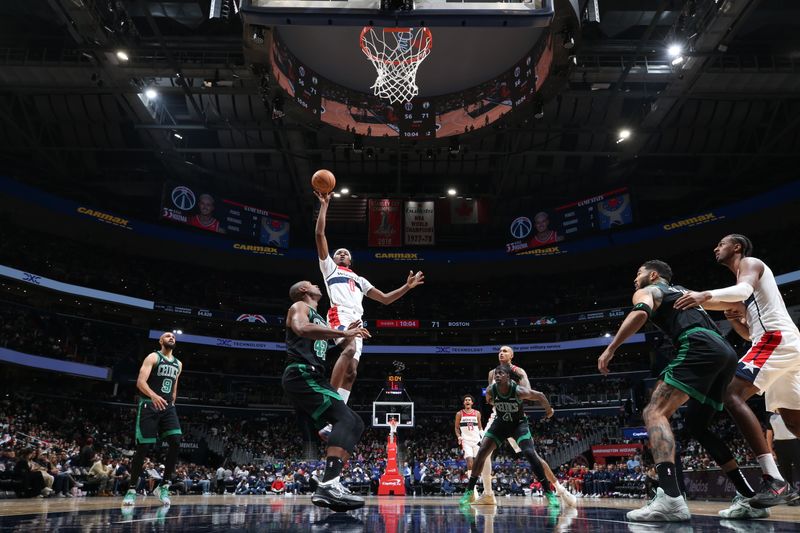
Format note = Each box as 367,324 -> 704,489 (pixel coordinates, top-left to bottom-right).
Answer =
311,480 -> 364,512
748,476 -> 799,508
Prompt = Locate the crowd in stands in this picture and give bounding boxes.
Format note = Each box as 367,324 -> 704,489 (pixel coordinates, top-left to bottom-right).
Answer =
1,387 -> 767,503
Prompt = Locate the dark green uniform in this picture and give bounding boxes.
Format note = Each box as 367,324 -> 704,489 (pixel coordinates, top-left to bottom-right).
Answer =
650,283 -> 738,411
282,305 -> 344,429
135,351 -> 182,444
483,382 -> 534,447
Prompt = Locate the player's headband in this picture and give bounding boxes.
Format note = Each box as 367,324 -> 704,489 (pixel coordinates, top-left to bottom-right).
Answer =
334,248 -> 351,258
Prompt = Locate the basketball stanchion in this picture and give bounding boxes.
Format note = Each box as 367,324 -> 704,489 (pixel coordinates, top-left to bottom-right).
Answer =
378,419 -> 406,496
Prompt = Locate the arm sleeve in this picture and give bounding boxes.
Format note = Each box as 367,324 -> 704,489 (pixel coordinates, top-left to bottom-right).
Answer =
708,282 -> 754,302
319,256 -> 336,277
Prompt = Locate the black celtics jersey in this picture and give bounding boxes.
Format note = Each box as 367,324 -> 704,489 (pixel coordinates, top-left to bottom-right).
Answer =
286,305 -> 331,370
650,283 -> 720,343
489,382 -> 525,423
145,351 -> 181,402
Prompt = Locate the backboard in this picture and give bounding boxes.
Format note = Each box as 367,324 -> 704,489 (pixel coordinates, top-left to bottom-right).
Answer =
373,401 -> 415,429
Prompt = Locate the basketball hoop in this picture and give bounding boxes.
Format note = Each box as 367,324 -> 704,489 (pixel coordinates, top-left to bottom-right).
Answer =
388,419 -> 399,440
360,26 -> 432,104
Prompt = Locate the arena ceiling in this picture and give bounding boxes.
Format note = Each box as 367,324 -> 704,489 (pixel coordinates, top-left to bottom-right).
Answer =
0,0 -> 798,246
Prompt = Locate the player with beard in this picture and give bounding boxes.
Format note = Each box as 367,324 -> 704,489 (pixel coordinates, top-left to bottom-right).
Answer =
598,260 -> 763,521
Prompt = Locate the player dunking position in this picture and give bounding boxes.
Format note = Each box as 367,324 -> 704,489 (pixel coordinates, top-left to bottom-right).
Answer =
314,191 -> 424,438
475,346 -> 575,507
283,280 -> 371,512
598,260 -> 764,521
122,332 -> 183,509
460,365 -> 555,507
455,395 -> 483,479
675,234 -> 800,507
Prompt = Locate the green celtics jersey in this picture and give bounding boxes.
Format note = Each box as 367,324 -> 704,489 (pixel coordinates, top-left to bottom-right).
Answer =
490,382 -> 525,423
286,305 -> 331,370
145,351 -> 181,402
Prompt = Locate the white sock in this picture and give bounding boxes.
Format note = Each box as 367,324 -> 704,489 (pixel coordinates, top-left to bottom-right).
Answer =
466,469 -> 471,479
481,458 -> 494,495
757,454 -> 784,481
337,388 -> 351,404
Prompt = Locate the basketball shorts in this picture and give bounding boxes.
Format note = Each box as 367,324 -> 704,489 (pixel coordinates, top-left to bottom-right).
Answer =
328,307 -> 364,361
484,417 -> 533,449
736,330 -> 800,412
135,398 -> 182,445
486,411 -> 522,453
282,362 -> 344,430
461,438 -> 481,459
660,327 -> 738,411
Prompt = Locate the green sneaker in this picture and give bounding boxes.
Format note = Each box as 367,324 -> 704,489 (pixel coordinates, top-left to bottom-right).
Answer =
158,484 -> 171,506
545,490 -> 560,508
459,489 -> 476,506
121,489 -> 137,507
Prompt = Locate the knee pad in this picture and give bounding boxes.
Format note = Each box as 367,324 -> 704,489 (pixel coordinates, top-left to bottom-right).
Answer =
327,403 -> 364,453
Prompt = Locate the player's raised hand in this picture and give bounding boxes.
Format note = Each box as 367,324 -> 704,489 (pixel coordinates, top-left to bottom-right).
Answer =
407,271 -> 425,288
313,190 -> 333,205
674,290 -> 711,310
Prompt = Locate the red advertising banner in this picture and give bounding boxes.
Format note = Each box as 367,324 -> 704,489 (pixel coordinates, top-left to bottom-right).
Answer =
591,444 -> 643,458
376,320 -> 420,329
368,199 -> 402,247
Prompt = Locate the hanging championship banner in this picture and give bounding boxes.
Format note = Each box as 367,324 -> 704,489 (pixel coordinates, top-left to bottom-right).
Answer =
404,201 -> 435,246
368,199 -> 402,247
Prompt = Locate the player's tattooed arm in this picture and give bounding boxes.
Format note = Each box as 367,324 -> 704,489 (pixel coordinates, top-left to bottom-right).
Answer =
597,288 -> 653,375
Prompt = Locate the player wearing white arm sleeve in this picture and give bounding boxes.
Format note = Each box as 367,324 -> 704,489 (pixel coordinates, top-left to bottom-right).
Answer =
675,234 -> 800,508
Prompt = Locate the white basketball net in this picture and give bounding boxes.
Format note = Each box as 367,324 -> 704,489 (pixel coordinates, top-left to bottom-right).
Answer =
360,27 -> 432,104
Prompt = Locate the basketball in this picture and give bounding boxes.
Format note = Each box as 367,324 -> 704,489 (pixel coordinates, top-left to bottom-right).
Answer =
311,169 -> 336,194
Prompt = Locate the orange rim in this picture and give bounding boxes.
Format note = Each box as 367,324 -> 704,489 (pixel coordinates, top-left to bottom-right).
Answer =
360,27 -> 433,66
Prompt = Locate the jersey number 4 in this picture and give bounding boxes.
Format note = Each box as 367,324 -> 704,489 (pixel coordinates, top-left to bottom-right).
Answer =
313,340 -> 327,360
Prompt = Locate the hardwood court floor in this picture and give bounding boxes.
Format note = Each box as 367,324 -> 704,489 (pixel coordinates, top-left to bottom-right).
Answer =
0,494 -> 798,532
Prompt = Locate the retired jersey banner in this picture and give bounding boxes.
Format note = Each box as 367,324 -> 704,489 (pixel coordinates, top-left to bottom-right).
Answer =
404,201 -> 435,246
368,199 -> 402,247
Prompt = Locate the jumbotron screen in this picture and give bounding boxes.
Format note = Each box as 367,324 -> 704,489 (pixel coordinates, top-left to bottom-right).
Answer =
160,182 -> 290,248
506,188 -> 633,253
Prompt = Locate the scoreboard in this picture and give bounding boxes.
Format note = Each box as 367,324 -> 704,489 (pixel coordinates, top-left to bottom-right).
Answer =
399,99 -> 436,139
293,64 -> 321,117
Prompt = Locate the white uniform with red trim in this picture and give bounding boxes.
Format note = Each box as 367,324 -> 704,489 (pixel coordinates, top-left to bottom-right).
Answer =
320,256 -> 374,360
737,263 -> 800,411
459,409 -> 482,459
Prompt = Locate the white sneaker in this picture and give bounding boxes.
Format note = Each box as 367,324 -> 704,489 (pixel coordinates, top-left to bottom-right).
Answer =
626,488 -> 690,522
472,493 -> 497,506
719,493 -> 770,519
555,482 -> 577,508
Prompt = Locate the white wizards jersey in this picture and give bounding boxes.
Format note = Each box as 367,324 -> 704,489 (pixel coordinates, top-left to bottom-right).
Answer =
459,410 -> 481,441
744,263 -> 800,341
319,256 -> 374,321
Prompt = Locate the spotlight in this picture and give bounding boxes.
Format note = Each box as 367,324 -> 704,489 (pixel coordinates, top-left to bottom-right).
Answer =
333,193 -> 341,198
603,332 -> 611,338
173,132 -> 183,140
341,188 -> 349,194
667,44 -> 683,58
145,88 -> 158,99
116,50 -> 129,61
447,188 -> 457,196
671,56 -> 685,66
173,329 -> 183,335
616,129 -> 631,143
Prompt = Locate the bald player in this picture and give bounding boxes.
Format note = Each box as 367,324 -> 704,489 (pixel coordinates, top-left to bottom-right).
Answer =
315,190 -> 424,439
122,332 -> 183,509
474,345 -> 576,507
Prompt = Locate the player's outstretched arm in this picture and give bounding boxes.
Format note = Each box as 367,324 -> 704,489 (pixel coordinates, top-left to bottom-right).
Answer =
597,288 -> 654,375
137,353 -> 168,410
314,191 -> 333,260
288,302 -> 371,341
366,271 -> 424,305
454,412 -> 462,443
517,386 -> 554,419
674,257 -> 764,309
